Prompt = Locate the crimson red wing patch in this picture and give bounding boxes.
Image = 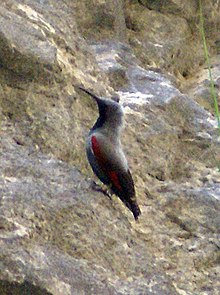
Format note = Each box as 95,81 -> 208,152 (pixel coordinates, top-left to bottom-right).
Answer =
108,171 -> 122,190
91,135 -> 101,156
91,136 -> 122,191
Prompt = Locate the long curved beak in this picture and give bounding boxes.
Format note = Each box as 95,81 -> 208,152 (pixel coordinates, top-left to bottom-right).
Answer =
78,87 -> 101,103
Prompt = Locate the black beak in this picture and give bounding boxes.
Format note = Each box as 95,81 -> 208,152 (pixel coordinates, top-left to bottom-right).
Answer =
78,87 -> 102,104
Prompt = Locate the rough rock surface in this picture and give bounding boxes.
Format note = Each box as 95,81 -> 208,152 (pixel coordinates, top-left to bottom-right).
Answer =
0,1 -> 220,295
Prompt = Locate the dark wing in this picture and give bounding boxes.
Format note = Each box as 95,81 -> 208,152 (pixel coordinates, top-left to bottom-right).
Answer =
86,137 -> 111,186
112,169 -> 141,220
90,135 -> 141,220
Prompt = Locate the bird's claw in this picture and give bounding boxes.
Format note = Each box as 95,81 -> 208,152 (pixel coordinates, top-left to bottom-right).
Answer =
91,181 -> 112,199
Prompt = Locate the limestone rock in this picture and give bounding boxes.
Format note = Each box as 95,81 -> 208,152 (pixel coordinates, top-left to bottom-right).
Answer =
0,6 -> 58,80
124,0 -> 220,77
0,1 -> 219,295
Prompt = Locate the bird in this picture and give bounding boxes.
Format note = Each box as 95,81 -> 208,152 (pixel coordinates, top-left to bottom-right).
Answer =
79,87 -> 141,220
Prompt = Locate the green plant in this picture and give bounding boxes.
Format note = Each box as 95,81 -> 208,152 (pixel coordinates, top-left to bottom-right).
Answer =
199,0 -> 220,170
199,0 -> 220,133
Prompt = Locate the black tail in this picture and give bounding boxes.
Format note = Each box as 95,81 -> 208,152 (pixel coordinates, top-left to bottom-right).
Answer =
124,200 -> 141,220
131,203 -> 141,220
110,169 -> 141,221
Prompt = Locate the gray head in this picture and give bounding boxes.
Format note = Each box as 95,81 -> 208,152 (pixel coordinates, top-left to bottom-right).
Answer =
79,87 -> 124,131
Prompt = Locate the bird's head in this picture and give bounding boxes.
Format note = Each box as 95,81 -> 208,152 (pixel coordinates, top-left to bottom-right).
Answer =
79,87 -> 124,131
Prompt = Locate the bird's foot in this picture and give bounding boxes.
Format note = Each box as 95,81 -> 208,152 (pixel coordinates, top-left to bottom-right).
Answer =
91,181 -> 112,199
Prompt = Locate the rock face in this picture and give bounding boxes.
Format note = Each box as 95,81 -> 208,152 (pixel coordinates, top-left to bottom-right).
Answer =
0,1 -> 220,295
